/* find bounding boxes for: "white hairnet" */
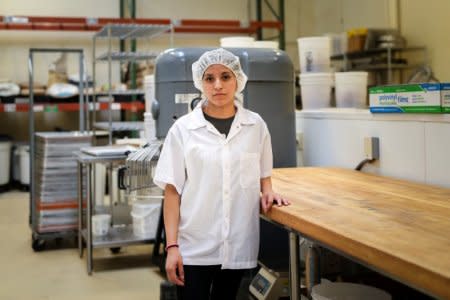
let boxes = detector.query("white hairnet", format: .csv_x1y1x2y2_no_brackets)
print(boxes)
192,48,248,98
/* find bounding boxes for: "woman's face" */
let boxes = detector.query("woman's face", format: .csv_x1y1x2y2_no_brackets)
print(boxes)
202,64,237,109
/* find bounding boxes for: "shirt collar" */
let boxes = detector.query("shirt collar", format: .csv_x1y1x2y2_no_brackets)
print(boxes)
187,99,256,130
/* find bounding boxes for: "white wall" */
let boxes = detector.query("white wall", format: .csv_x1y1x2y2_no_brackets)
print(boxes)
400,0,450,81
296,111,450,188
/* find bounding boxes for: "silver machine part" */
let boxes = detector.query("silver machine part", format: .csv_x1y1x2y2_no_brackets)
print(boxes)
118,141,162,200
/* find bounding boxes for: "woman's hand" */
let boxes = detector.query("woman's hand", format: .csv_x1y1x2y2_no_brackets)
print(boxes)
260,177,290,213
165,247,185,286
260,190,290,213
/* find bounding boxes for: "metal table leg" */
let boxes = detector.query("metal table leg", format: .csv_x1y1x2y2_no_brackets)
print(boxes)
306,242,320,297
77,162,83,258
86,163,93,275
289,232,300,300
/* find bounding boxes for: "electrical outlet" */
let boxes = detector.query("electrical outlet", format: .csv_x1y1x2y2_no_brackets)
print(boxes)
364,137,380,160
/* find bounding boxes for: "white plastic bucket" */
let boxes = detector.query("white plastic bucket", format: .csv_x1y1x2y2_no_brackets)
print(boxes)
300,73,334,109
220,36,255,48
335,72,368,108
0,141,12,185
131,199,161,239
253,40,279,49
297,36,331,73
312,282,391,300
92,214,111,237
144,74,155,113
19,145,30,185
12,146,21,182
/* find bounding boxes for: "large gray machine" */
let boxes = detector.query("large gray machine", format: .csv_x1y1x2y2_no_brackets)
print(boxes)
152,47,296,269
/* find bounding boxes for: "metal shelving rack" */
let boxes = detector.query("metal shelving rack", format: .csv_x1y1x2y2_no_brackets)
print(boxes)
76,23,171,274
28,48,89,251
92,23,173,144
331,46,428,84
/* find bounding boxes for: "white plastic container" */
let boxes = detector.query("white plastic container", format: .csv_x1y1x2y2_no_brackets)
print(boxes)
144,74,155,113
299,73,334,109
312,282,391,300
144,112,156,142
253,40,279,49
297,36,331,73
131,199,162,239
335,72,368,108
220,36,255,48
92,214,111,237
0,141,12,185
12,146,21,183
19,145,30,185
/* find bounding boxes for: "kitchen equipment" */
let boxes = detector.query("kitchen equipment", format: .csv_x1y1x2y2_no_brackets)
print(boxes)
118,141,161,197
249,264,289,300
117,141,163,240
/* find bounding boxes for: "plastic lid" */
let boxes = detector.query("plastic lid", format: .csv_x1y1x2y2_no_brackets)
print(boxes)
300,73,334,79
133,199,161,208
335,72,368,77
312,282,391,300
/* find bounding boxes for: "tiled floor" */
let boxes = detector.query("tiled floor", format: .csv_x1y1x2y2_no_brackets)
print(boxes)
0,191,164,300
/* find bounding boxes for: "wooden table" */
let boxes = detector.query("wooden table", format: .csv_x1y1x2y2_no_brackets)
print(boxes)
267,167,450,300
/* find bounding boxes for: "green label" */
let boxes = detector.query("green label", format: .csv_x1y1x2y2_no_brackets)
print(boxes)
369,85,424,94
400,106,442,113
44,105,58,112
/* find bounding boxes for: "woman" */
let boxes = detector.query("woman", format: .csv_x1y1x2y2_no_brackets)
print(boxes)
154,48,289,300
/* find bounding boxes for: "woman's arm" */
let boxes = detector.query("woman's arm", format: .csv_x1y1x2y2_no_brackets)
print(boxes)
164,184,184,286
260,177,290,213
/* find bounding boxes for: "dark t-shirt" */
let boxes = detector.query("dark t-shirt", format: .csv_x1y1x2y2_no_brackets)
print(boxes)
203,112,235,137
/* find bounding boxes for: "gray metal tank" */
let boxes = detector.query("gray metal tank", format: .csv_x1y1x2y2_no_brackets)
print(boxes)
153,47,296,269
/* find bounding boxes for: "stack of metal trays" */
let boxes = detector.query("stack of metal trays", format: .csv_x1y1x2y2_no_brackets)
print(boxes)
34,132,92,233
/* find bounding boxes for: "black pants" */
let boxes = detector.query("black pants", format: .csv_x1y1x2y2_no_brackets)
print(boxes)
176,265,246,300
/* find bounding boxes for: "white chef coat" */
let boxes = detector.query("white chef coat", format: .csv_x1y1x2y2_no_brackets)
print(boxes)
154,100,273,269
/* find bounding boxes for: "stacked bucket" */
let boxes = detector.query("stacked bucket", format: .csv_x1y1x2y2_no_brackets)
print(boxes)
297,37,334,109
297,36,368,109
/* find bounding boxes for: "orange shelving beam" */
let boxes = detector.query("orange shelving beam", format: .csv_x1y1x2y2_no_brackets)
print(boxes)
0,15,282,34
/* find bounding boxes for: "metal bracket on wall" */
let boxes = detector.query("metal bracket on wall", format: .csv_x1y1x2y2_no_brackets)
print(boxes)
256,0,285,50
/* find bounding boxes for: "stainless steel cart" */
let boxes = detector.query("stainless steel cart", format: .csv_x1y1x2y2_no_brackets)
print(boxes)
76,147,163,275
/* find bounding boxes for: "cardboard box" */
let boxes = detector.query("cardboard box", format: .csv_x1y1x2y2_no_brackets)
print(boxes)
369,83,442,113
441,83,450,113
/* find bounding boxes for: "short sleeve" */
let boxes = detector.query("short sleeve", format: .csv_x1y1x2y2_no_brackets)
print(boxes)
153,125,186,194
260,122,273,178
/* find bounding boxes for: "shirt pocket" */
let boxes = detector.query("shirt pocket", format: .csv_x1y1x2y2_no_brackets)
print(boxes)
239,152,260,188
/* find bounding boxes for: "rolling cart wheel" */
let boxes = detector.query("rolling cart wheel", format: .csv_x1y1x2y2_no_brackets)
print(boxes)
110,247,121,254
31,235,46,252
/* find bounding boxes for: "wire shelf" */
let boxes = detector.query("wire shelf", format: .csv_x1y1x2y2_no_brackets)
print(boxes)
94,121,144,131
94,24,171,39
96,51,159,61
